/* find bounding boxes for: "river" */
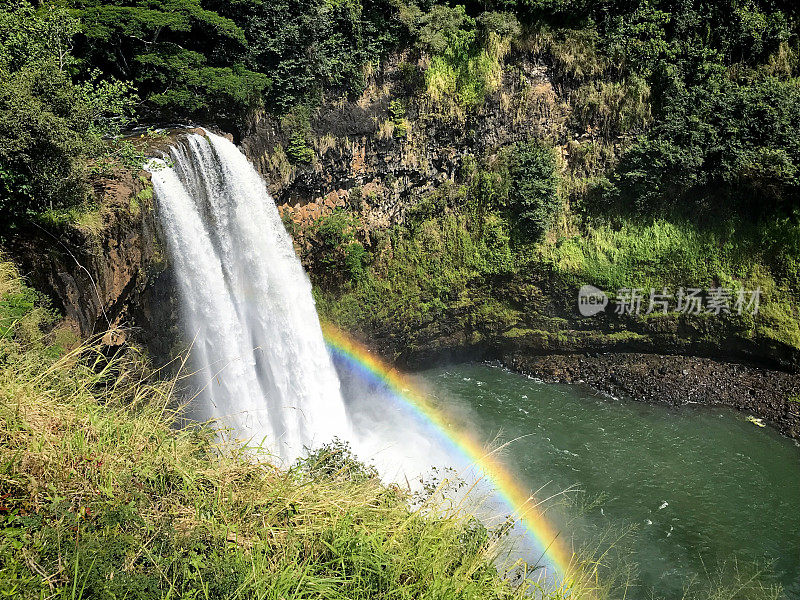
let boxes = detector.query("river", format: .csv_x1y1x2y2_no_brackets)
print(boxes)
415,363,800,598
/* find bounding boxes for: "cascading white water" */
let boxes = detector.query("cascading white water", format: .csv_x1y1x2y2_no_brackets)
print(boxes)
147,130,351,462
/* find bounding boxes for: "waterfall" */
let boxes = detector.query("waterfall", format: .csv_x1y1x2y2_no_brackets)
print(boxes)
147,130,351,462
145,131,552,575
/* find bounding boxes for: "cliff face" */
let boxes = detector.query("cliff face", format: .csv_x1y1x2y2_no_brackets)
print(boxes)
241,52,567,235
233,54,800,373
8,49,572,360
8,53,799,376
10,172,155,341
6,128,231,357
8,167,182,361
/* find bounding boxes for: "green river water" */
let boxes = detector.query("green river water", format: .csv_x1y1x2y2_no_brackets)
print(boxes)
417,363,800,599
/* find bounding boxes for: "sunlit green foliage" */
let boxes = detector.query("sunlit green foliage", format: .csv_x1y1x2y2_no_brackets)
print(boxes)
507,143,561,242
313,209,370,286
410,6,519,109
0,1,137,225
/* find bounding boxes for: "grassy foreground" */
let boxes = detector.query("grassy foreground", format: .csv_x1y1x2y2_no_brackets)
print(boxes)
0,258,582,600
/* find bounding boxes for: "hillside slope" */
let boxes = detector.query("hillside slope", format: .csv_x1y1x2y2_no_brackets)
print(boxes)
0,258,587,599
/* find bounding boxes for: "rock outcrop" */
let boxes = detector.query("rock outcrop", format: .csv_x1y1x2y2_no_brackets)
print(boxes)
240,52,567,234
9,171,164,345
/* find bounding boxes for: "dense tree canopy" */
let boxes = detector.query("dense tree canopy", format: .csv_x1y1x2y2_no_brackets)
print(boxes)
0,2,136,221
0,0,798,227
69,0,270,121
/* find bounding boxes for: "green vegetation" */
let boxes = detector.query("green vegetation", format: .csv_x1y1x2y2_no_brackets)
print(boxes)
312,209,370,286
507,143,560,242
0,2,138,225
292,0,800,358
388,99,409,138
612,75,800,218
71,0,269,120
0,0,798,596
316,175,522,347
315,137,800,354
0,1,798,596
413,6,517,110
2,0,798,234
0,257,594,599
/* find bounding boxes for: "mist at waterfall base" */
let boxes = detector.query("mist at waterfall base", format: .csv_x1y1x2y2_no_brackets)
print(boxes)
145,131,548,573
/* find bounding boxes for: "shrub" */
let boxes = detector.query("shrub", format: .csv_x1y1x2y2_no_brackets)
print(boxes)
615,74,800,218
313,209,370,285
388,99,409,138
416,5,515,111
286,131,314,163
507,142,561,242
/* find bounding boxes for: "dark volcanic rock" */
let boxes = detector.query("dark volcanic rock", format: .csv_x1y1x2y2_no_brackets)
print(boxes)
504,352,800,438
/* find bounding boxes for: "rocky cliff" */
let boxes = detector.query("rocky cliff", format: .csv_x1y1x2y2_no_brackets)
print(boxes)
241,51,567,238
5,51,799,437
232,53,800,374
8,170,171,348
8,51,799,381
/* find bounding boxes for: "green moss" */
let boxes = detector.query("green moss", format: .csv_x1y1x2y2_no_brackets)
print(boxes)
605,331,648,343
136,185,154,201
130,185,152,217
315,177,800,357
501,327,533,339
36,202,104,236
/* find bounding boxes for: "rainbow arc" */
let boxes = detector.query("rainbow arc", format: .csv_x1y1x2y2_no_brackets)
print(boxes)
322,322,576,582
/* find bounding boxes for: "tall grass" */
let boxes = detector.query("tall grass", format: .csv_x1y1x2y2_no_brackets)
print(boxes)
537,217,800,348
0,258,591,599
317,189,800,353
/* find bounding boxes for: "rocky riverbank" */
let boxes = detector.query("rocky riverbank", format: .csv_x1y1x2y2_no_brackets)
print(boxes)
503,351,800,439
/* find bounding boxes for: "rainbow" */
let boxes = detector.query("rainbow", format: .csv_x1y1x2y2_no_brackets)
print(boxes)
321,322,576,582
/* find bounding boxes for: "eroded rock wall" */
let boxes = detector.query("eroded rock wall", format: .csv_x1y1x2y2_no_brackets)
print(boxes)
8,170,178,353
241,52,567,233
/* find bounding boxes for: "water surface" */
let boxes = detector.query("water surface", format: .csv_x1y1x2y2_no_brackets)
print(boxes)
417,363,800,598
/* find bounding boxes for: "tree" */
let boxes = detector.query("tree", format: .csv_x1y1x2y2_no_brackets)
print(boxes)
0,2,136,225
615,72,800,218
69,0,269,122
209,0,404,112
